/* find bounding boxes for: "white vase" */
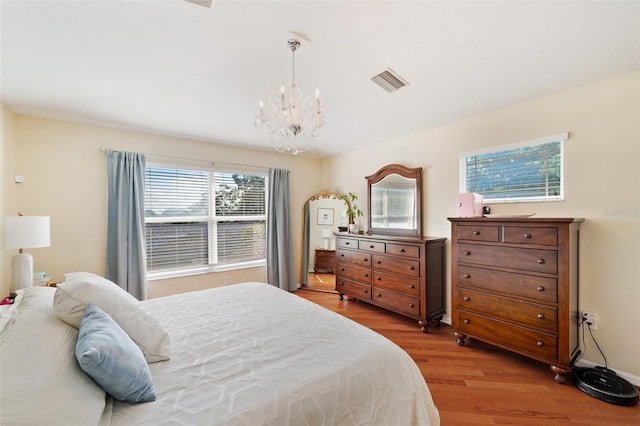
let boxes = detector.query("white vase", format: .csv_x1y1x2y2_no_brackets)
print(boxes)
349,224,358,234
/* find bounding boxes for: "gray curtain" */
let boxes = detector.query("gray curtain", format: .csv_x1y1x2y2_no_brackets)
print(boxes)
106,150,147,300
300,201,310,287
267,168,296,291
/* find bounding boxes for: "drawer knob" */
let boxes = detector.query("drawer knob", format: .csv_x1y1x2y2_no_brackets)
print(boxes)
463,296,470,301
400,248,406,252
536,341,544,347
463,274,471,278
537,259,545,264
364,274,369,278
340,268,345,272
345,242,350,245
524,233,532,239
537,314,545,319
363,289,368,294
340,254,345,257
377,277,382,281
377,260,382,264
370,245,375,249
464,251,471,256
463,319,470,324
537,286,545,292
377,293,382,297
473,231,480,236
408,284,415,289
409,266,415,271
409,304,414,308
363,258,368,262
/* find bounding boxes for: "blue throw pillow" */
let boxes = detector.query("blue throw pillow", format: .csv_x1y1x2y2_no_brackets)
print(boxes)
76,303,156,403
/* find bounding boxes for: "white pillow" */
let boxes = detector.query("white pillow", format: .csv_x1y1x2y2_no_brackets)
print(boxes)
63,271,108,283
54,274,171,363
0,289,108,426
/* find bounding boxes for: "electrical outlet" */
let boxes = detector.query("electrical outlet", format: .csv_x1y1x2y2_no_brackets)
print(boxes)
582,311,597,329
223,276,230,285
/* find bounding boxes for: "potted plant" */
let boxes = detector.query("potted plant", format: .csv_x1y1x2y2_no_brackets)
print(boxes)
341,192,363,233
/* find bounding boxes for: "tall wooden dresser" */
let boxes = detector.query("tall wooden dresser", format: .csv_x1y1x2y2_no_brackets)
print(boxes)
335,233,446,332
448,217,583,382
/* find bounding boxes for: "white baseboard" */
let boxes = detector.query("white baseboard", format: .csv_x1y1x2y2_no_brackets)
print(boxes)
575,359,640,387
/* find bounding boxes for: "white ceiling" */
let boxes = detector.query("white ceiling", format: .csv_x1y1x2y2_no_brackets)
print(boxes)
1,1,639,159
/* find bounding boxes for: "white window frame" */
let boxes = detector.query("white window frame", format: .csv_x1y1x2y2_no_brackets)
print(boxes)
145,162,268,280
459,132,568,203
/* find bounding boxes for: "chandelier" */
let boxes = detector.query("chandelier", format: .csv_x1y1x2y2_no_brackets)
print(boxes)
255,39,325,155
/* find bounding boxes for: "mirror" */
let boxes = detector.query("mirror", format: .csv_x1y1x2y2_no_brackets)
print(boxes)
301,190,350,292
366,164,422,236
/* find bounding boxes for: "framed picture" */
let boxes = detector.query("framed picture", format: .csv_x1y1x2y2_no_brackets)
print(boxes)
317,208,334,225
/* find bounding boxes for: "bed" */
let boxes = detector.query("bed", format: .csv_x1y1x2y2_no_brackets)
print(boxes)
1,276,439,425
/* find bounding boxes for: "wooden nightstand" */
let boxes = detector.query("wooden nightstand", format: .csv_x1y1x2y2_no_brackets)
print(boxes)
314,249,336,273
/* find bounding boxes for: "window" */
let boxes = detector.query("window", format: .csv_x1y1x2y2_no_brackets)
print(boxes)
144,165,267,276
460,133,567,203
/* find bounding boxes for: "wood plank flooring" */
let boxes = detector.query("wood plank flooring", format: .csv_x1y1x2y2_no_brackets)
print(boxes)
304,272,337,293
295,289,640,425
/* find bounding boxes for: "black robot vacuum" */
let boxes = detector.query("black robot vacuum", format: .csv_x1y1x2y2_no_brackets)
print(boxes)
573,366,639,406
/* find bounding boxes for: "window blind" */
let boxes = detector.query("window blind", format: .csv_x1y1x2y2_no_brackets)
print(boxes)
462,135,566,202
371,187,415,228
144,166,266,273
213,172,266,265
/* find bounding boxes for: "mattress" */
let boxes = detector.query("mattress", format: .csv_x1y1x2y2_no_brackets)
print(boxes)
111,282,440,425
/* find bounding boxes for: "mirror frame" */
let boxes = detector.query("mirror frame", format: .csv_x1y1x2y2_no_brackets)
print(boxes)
366,164,422,236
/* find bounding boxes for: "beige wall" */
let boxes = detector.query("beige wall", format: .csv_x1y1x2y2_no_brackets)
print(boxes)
0,115,322,297
323,72,640,381
1,104,19,290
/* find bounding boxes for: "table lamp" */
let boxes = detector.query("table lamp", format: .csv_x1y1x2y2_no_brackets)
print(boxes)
3,215,50,293
321,228,332,250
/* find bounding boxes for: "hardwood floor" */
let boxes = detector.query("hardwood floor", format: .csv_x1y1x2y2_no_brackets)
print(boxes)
295,289,640,425
304,272,337,293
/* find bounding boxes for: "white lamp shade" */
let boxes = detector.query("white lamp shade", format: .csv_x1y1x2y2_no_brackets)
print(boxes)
4,216,51,249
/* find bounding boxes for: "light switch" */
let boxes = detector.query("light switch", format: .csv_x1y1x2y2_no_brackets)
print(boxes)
14,175,24,183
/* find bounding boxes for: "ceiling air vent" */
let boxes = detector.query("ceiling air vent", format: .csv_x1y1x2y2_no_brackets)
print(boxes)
371,68,409,93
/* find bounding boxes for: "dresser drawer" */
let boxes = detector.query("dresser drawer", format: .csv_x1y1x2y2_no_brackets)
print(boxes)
373,271,419,296
457,265,557,302
337,264,372,284
336,249,371,267
503,226,558,246
337,278,371,299
387,243,420,258
373,255,420,277
458,288,557,332
372,287,419,317
456,310,557,360
358,240,386,253
458,225,500,242
458,243,558,274
337,237,358,249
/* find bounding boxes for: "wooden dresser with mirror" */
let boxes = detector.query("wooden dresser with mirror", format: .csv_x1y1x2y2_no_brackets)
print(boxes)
335,164,447,332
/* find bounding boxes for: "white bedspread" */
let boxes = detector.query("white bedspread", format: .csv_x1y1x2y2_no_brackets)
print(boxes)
110,282,439,425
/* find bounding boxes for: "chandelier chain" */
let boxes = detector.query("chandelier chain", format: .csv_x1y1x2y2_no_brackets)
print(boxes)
289,39,298,85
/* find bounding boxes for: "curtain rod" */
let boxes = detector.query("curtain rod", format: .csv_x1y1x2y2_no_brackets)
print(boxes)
99,147,280,172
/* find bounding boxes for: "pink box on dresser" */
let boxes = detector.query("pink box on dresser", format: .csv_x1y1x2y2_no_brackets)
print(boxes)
457,193,483,217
